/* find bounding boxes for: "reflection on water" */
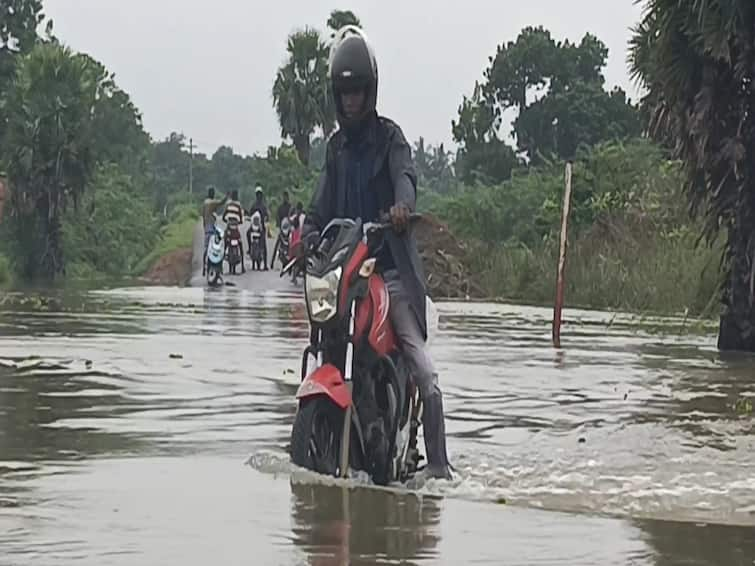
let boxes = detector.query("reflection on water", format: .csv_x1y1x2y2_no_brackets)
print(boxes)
0,287,754,564
290,482,441,565
635,517,755,566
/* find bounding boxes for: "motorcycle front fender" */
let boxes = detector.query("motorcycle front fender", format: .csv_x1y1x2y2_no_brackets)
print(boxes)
296,363,352,409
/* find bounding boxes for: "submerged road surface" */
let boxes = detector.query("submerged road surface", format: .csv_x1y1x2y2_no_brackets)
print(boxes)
0,254,754,563
190,220,294,292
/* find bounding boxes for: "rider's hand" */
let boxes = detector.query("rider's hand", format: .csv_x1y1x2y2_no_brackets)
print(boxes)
390,203,411,233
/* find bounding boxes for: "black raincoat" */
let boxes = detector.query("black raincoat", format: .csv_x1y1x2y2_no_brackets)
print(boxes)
306,113,428,338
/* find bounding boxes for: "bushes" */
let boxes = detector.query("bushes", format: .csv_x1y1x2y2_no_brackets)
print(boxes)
62,164,159,278
475,222,722,315
428,138,723,316
133,203,198,275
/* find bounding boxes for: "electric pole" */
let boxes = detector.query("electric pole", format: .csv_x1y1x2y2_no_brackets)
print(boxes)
189,137,194,194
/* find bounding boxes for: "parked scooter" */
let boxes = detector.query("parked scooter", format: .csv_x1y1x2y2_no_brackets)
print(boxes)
248,211,265,270
206,225,226,287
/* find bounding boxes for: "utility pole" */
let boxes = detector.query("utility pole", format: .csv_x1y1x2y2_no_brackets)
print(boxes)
189,137,194,194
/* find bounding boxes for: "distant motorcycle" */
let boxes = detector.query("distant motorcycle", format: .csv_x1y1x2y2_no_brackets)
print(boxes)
225,219,245,275
206,225,225,287
273,216,292,270
249,211,265,270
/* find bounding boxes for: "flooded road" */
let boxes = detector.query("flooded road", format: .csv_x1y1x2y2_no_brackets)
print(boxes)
0,285,754,565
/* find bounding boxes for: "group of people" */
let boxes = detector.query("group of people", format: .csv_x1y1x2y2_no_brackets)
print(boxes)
201,185,306,271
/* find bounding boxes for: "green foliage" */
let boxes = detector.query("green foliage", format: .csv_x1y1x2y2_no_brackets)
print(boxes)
430,138,685,246
485,26,560,111
451,81,518,184
2,43,109,277
453,26,640,181
414,137,456,194
327,10,361,33
0,0,49,87
134,204,198,275
515,82,641,163
62,164,158,278
272,28,331,164
476,225,721,316
426,137,723,316
629,0,755,350
0,253,11,287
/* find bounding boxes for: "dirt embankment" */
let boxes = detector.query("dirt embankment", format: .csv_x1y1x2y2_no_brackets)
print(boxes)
414,214,485,300
142,247,193,286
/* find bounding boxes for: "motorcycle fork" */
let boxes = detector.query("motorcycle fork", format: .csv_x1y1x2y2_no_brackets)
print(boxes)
339,301,356,478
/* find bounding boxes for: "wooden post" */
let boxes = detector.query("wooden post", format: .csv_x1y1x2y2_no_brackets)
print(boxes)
553,162,573,348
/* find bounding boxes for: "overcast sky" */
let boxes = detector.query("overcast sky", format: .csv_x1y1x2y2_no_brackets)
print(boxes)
43,0,645,157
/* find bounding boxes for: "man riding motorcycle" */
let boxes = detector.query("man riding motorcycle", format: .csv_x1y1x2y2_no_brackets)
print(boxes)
247,186,270,271
223,189,246,274
276,190,292,228
301,26,451,480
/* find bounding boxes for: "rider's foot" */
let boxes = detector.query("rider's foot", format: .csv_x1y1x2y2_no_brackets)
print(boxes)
421,388,453,480
411,463,452,483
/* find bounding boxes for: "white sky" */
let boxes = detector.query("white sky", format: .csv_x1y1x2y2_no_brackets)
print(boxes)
43,0,645,156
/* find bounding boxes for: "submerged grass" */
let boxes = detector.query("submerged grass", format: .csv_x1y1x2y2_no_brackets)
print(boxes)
472,218,723,319
134,205,198,275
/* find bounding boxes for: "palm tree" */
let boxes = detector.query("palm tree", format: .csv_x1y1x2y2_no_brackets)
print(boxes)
630,1,755,351
326,10,361,35
2,43,103,278
272,28,331,166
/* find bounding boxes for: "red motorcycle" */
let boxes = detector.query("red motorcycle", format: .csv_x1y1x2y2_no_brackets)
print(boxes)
224,219,245,274
283,216,423,485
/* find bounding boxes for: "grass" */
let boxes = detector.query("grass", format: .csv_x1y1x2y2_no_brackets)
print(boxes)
134,205,198,275
0,253,12,288
472,218,723,318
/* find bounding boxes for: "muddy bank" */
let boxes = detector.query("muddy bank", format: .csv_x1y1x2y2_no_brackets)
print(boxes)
142,247,193,286
414,214,485,300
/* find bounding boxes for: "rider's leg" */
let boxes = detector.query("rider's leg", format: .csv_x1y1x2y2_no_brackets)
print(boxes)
262,227,269,270
202,228,211,275
384,270,452,479
271,238,279,269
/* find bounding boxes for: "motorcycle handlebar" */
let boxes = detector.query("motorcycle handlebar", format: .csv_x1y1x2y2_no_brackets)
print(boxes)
367,212,423,233
279,213,423,278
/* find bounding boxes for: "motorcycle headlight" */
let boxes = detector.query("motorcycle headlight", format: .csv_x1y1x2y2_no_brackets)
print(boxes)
305,267,342,323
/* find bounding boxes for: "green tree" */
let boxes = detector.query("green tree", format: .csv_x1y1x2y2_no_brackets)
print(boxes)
272,28,330,165
2,44,114,277
150,133,190,212
82,55,150,175
484,26,559,111
62,163,158,277
327,9,361,33
629,0,755,351
452,82,518,184
0,0,47,81
0,0,52,131
455,27,640,173
515,82,641,162
414,137,456,194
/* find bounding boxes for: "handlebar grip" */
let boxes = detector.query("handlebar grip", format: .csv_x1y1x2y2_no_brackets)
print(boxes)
378,211,423,224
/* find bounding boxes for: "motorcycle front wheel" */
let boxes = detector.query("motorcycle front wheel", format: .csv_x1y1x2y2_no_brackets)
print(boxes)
290,398,343,477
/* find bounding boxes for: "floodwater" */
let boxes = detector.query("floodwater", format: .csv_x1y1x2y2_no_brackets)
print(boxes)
0,285,754,565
